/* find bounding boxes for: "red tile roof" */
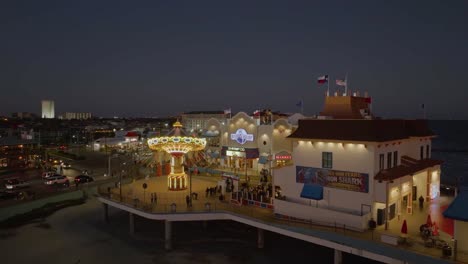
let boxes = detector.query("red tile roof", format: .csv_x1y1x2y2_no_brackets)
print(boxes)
288,119,435,142
374,156,443,181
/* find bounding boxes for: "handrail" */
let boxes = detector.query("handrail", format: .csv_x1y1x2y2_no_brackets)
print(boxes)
97,185,464,263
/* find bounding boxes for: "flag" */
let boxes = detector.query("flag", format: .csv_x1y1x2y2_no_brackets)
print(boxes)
317,75,328,84
253,110,261,116
224,108,231,114
365,97,372,104
336,79,347,86
421,104,425,109
296,100,303,107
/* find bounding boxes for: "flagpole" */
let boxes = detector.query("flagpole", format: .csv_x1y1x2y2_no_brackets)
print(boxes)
301,100,304,115
423,104,426,119
345,72,348,96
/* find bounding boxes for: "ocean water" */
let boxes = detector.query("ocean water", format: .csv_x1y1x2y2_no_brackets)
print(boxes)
429,120,468,186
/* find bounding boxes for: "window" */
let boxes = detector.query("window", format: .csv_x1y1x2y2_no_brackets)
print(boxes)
379,154,384,170
322,152,333,169
393,151,398,167
426,145,430,159
420,146,424,160
387,152,392,169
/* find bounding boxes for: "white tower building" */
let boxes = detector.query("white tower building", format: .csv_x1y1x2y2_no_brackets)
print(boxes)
41,100,55,119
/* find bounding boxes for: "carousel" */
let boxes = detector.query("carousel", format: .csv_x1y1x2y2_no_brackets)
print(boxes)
147,121,206,191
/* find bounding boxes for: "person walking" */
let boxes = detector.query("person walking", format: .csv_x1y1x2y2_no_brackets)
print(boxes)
154,192,157,205
419,196,424,209
186,195,190,208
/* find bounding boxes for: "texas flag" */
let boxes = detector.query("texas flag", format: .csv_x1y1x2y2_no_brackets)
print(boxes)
317,75,328,84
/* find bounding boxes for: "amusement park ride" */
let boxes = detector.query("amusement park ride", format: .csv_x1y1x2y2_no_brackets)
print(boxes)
147,121,206,191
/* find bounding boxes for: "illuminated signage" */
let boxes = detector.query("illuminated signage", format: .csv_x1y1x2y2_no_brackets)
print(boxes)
230,129,254,145
228,147,245,152
296,166,369,193
275,155,291,160
226,150,246,157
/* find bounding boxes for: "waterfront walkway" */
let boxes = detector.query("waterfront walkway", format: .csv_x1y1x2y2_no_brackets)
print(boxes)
98,175,462,264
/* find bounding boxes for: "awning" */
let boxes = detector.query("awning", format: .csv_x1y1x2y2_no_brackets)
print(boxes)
300,184,323,200
443,189,468,221
258,156,268,164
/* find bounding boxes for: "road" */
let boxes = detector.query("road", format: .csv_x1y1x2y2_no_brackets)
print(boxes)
0,149,136,207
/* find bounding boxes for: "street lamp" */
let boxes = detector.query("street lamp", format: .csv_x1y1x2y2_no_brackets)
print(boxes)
189,168,193,207
119,161,126,202
385,178,394,230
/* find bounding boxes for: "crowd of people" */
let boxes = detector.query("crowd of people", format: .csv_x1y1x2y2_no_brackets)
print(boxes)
232,182,273,204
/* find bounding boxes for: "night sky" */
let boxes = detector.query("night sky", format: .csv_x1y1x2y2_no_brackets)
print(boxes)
1,1,467,119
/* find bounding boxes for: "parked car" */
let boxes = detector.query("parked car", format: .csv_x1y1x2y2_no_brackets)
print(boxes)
42,171,58,179
4,179,30,190
74,175,94,184
44,175,69,186
0,190,18,200
61,162,71,169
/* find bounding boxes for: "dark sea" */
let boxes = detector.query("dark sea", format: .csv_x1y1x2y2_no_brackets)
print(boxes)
429,120,468,187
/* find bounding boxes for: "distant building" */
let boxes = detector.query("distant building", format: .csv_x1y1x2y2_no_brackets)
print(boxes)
41,100,55,119
181,111,227,134
11,112,38,120
59,112,92,120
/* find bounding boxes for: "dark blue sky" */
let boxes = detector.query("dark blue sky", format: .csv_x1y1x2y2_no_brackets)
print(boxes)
1,1,467,119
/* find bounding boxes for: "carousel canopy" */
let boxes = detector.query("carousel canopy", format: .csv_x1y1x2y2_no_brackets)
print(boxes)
147,121,206,154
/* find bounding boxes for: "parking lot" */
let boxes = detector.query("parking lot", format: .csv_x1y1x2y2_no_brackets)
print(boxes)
0,149,135,207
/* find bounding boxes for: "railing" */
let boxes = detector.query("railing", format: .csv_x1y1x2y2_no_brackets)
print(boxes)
97,185,465,263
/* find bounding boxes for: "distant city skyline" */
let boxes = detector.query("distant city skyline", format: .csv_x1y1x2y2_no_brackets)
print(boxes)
1,1,467,119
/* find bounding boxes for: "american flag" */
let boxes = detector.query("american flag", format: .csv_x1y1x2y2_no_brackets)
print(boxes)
336,79,347,86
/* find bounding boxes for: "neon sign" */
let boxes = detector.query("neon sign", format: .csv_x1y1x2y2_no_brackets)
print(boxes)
275,155,292,160
230,129,254,145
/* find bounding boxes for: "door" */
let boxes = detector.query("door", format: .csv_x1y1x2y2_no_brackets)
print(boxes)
389,203,396,220
377,208,384,225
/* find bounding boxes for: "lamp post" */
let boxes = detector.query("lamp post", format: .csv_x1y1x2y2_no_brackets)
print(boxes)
189,168,193,207
119,161,126,202
268,152,272,184
385,178,394,230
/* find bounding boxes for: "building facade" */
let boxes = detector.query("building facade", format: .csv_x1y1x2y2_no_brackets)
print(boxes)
273,94,442,231
181,111,228,135
41,100,55,119
60,112,92,120
199,112,295,175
